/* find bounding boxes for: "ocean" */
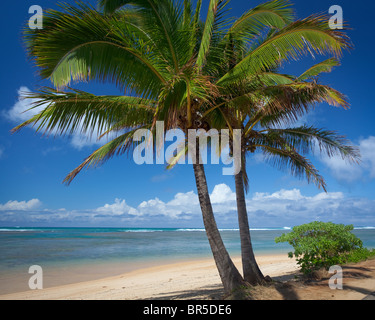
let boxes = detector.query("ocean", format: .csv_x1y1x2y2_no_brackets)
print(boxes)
1,227,374,294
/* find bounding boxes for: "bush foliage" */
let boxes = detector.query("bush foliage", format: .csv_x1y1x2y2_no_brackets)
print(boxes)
275,221,375,274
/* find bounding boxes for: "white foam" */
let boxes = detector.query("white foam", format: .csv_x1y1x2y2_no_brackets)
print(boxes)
0,228,36,232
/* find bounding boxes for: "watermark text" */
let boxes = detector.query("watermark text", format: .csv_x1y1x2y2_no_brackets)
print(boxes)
133,121,242,176
28,265,43,290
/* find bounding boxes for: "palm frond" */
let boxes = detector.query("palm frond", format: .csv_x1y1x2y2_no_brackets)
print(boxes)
217,14,352,87
104,0,195,70
297,58,340,81
11,87,155,137
63,128,144,184
25,2,169,97
98,0,131,13
192,0,202,27
196,0,230,69
267,126,360,163
225,0,295,41
254,138,327,191
183,0,192,27
245,82,349,131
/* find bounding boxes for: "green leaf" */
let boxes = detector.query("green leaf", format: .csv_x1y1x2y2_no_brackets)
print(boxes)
225,0,295,41
297,58,340,81
11,87,155,137
217,15,351,87
255,135,327,191
25,3,167,96
196,0,229,68
63,128,144,184
268,125,360,163
98,0,184,71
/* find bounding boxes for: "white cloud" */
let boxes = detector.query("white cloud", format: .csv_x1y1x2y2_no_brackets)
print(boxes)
312,191,343,201
319,136,375,183
5,87,47,122
247,188,351,225
359,136,375,178
253,188,304,201
210,183,236,203
320,154,362,182
95,198,138,216
253,134,374,185
135,191,200,218
137,198,171,216
168,191,199,207
70,133,100,150
111,186,373,226
5,86,115,150
209,184,237,214
0,199,42,211
0,185,374,227
69,125,118,150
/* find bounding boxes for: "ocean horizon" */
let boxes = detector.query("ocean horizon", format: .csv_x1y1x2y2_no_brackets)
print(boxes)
1,226,375,294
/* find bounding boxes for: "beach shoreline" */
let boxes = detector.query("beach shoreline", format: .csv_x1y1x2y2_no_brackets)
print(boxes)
0,253,299,300
1,253,375,300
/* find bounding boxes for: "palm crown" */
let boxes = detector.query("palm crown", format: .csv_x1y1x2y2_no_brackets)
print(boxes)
14,0,355,182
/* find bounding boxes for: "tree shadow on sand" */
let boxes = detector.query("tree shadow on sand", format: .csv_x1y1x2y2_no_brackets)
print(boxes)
143,284,224,300
270,260,375,300
141,259,375,300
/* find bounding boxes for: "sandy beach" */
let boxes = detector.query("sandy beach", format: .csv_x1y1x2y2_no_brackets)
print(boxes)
0,254,296,300
1,254,374,300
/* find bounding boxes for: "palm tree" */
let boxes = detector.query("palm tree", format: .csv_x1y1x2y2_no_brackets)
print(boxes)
211,58,360,284
14,0,246,294
192,0,356,284
12,0,353,294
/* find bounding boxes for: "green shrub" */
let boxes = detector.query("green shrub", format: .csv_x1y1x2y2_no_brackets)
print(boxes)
346,247,375,263
275,221,372,274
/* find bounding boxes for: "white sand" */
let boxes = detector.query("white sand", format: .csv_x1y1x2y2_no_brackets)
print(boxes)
0,254,298,300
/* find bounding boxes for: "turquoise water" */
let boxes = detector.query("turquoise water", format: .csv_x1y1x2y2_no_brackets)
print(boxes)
0,227,286,272
1,226,374,273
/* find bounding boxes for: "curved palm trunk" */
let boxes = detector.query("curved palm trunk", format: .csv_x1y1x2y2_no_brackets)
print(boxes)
235,167,265,285
193,162,245,294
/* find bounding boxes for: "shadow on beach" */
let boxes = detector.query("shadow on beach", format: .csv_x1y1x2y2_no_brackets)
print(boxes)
144,284,224,300
249,258,375,300
147,258,375,300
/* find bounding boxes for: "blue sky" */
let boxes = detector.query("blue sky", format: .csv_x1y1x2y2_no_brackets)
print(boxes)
0,0,375,228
